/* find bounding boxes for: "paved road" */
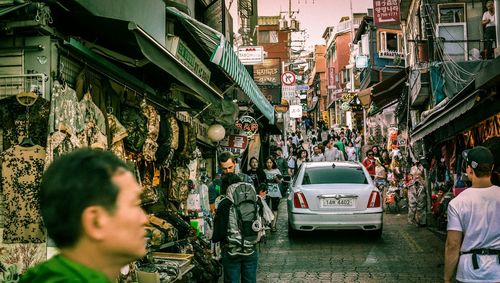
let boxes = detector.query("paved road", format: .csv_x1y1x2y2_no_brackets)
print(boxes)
255,201,445,283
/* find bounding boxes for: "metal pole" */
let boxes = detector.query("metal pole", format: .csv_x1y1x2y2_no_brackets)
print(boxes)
363,107,367,145
495,0,500,56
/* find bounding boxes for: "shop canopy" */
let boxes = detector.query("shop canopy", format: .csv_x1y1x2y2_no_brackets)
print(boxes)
411,87,478,142
166,7,275,124
59,13,223,109
357,68,408,112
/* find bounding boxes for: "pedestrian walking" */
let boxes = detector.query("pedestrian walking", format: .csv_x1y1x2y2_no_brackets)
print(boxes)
407,174,426,227
482,1,496,59
263,157,283,232
362,150,376,177
444,146,500,283
20,149,148,282
212,173,262,283
244,157,267,189
310,145,325,162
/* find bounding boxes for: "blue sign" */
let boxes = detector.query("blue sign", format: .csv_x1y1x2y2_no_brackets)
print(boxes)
295,85,309,91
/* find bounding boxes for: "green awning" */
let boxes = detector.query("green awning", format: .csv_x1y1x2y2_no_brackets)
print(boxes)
166,7,275,124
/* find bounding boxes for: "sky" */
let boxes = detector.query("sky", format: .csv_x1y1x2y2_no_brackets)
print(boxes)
229,0,373,50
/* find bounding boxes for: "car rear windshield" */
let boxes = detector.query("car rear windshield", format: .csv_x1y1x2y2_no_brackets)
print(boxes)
302,167,368,185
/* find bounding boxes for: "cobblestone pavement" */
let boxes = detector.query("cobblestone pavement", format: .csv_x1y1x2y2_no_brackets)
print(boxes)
255,201,445,283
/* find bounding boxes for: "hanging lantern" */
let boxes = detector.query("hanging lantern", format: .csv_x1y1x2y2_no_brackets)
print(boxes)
207,124,225,142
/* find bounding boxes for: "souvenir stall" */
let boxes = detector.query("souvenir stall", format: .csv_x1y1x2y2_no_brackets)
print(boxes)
0,36,225,283
428,113,500,231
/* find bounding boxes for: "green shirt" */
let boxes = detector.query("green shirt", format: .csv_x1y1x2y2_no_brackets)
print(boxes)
19,254,111,283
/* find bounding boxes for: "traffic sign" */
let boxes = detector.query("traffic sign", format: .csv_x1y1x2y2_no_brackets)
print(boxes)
281,71,296,85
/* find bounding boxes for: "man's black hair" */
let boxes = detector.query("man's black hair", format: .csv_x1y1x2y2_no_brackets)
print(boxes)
221,173,241,195
256,183,268,194
218,151,236,165
40,149,129,248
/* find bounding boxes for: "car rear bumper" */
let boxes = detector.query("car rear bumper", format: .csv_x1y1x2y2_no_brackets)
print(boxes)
288,211,383,231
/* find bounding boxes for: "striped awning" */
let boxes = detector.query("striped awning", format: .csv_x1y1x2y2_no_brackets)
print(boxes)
166,7,275,124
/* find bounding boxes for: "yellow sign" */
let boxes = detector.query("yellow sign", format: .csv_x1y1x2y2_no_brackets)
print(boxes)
322,111,330,128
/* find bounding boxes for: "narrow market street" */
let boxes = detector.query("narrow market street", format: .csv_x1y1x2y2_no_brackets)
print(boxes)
256,201,445,283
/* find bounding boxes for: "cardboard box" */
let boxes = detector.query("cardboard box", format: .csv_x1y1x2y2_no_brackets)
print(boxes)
136,270,160,283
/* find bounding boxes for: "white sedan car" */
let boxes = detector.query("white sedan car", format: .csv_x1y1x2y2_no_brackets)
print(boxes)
287,161,383,238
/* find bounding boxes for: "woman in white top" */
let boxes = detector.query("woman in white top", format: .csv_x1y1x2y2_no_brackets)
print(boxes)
263,157,282,232
346,141,357,162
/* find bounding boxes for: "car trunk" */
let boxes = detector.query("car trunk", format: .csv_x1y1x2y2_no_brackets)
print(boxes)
299,184,373,212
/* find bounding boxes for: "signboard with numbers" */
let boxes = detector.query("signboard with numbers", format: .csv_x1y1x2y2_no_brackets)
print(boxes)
373,0,400,25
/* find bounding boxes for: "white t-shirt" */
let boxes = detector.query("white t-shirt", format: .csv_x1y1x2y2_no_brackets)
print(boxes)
264,168,282,198
447,185,500,282
483,11,496,28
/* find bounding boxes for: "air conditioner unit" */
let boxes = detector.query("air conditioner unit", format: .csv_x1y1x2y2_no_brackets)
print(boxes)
279,18,288,30
290,19,300,31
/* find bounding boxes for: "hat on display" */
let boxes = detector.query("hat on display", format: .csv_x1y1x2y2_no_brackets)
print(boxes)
464,146,494,169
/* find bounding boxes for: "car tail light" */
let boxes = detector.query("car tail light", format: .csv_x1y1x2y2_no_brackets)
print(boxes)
293,192,309,209
367,191,381,208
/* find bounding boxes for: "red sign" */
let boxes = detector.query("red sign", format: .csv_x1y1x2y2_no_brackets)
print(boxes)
373,0,400,25
328,67,335,86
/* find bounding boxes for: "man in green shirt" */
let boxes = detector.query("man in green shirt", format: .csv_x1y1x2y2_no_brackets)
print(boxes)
20,149,149,282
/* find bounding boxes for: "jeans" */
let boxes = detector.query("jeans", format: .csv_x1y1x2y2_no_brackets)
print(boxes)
222,249,258,283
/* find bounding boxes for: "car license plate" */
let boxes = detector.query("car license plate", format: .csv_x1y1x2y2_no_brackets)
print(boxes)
321,198,354,208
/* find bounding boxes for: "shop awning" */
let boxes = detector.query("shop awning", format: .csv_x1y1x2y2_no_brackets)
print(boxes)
60,14,223,106
0,2,29,17
166,7,275,124
411,90,478,142
356,68,408,109
371,68,408,110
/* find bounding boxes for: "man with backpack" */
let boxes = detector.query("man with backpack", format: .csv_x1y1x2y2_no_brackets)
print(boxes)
213,173,264,283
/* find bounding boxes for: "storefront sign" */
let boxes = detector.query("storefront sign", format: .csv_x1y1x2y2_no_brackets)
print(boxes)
219,135,248,149
373,0,400,25
166,36,211,84
328,67,335,87
253,58,281,85
235,115,259,137
355,55,368,68
238,46,264,65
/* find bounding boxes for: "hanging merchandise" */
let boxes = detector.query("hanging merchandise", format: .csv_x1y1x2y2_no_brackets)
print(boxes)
1,145,46,243
0,95,49,152
78,92,107,149
156,115,179,168
141,101,160,162
141,163,160,206
121,105,148,153
45,81,84,167
107,114,128,160
167,166,190,207
387,127,399,150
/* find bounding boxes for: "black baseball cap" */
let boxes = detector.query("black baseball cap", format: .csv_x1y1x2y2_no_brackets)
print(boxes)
464,146,494,169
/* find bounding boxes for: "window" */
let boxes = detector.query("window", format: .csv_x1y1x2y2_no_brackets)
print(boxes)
302,167,368,185
436,3,467,61
378,30,404,58
438,3,465,23
258,30,279,44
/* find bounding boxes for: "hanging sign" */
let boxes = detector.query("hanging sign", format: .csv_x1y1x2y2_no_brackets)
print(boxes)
235,115,259,137
238,46,264,65
373,0,400,25
289,105,302,118
282,85,296,101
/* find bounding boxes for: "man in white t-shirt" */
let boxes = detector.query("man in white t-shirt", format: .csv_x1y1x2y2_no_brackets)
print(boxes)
444,146,500,283
482,1,496,59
